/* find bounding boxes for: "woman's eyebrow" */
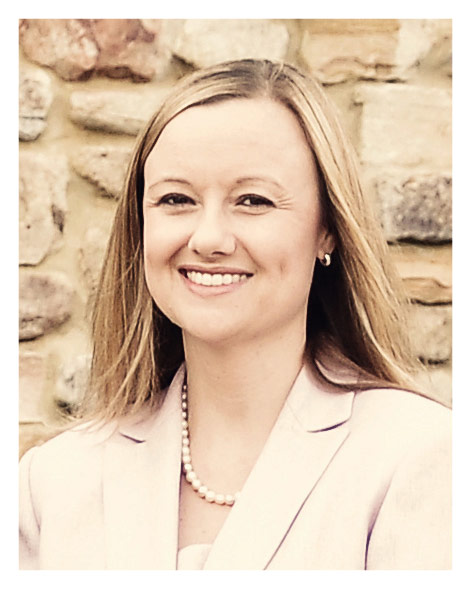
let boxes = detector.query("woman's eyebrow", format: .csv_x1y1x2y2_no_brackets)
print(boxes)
146,177,193,191
234,176,286,191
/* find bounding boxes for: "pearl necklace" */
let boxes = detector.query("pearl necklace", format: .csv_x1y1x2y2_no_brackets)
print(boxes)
181,382,240,507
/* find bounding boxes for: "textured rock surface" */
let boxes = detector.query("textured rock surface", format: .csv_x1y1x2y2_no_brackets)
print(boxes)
172,19,289,68
390,244,452,304
79,226,109,293
19,351,47,422
355,84,451,170
19,68,53,141
70,89,168,135
375,174,452,243
19,272,75,340
300,19,451,84
410,304,452,363
55,354,91,412
72,145,133,198
19,19,171,81
19,152,69,265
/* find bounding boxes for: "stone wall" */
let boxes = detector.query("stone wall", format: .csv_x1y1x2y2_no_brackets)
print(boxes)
18,19,452,456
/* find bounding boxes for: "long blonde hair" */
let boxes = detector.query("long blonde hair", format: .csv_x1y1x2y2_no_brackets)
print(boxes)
83,59,419,422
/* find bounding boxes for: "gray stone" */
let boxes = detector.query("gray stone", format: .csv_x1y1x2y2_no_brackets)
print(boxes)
55,354,91,411
19,152,69,265
79,226,109,292
69,89,168,135
19,68,53,141
19,271,75,340
19,351,47,422
410,303,452,363
375,174,452,243
172,19,289,68
72,145,133,199
354,84,451,170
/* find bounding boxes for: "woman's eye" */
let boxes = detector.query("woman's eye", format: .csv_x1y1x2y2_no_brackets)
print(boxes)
238,195,274,208
157,193,195,206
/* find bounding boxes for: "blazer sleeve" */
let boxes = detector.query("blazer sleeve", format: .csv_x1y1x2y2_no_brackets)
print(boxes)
366,415,451,570
19,446,40,570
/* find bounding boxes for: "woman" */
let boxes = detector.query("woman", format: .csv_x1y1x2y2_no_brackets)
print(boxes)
19,59,451,570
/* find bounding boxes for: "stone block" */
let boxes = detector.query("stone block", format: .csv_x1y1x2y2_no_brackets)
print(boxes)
19,19,171,81
19,271,75,340
79,226,109,292
19,68,53,141
19,351,47,422
55,354,91,413
354,84,451,170
171,19,289,68
410,303,452,363
69,88,168,135
300,19,451,84
374,174,452,243
390,244,452,304
19,151,69,266
72,145,133,199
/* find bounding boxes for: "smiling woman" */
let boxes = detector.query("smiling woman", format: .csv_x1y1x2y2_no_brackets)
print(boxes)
19,59,451,570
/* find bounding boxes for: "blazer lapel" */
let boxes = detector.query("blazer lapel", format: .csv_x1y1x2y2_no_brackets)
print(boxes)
103,367,185,570
203,364,355,570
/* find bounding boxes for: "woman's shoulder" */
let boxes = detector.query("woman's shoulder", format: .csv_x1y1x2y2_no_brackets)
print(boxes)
350,386,451,456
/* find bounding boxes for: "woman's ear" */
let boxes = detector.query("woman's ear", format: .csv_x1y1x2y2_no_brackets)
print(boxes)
318,230,336,259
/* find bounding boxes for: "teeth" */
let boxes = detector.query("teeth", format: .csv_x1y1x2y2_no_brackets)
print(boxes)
185,271,248,286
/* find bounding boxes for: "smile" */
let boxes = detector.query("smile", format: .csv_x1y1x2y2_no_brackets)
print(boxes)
180,269,251,287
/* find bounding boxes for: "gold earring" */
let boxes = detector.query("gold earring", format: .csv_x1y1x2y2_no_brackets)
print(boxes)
320,253,331,267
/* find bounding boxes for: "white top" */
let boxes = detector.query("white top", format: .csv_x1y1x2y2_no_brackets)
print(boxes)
177,544,212,570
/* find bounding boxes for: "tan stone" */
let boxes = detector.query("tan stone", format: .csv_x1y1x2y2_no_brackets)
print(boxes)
72,145,133,199
19,351,47,422
172,19,289,68
79,226,109,292
410,304,452,363
390,244,451,304
19,68,53,141
300,19,449,84
354,84,451,170
414,364,451,408
55,354,91,413
19,152,69,266
374,173,452,243
70,88,168,135
19,271,75,340
19,19,171,82
19,19,98,81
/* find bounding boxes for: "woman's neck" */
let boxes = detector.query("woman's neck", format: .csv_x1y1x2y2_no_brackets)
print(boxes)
182,328,306,437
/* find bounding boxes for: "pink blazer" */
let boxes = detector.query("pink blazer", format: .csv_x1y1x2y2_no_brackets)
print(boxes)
19,364,451,570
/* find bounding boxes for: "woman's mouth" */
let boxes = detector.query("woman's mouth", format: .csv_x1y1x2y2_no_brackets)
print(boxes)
179,269,251,287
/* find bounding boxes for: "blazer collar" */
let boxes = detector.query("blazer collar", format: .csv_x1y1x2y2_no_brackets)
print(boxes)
117,363,355,441
104,363,355,570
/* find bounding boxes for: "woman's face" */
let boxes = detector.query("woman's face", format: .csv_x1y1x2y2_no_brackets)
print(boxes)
142,98,333,346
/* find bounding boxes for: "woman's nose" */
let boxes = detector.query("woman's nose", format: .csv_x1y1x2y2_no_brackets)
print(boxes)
187,209,236,258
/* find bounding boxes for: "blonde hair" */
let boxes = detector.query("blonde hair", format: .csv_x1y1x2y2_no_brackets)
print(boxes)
83,59,419,423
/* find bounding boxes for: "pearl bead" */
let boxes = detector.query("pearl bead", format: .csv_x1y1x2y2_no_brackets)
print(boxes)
191,478,201,490
182,454,191,464
182,446,190,456
183,463,193,473
182,438,189,447
225,495,235,506
198,485,208,497
186,471,196,483
205,490,216,503
215,494,225,505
